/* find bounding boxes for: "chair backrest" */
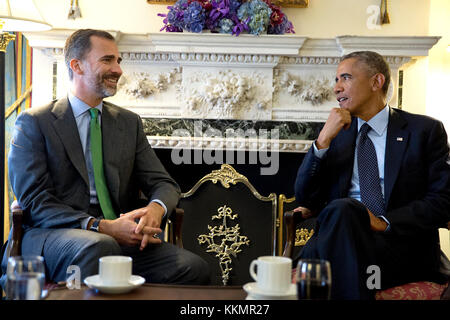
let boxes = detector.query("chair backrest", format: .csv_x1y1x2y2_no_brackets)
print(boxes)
279,195,316,259
176,164,277,286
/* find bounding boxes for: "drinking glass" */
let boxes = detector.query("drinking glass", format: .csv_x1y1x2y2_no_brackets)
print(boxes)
6,255,46,300
296,259,332,300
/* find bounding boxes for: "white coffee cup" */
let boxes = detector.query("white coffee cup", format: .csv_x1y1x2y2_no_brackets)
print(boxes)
99,256,132,286
249,256,292,293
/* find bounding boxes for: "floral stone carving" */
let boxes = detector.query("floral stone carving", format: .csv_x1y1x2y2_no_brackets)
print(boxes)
184,70,272,119
274,70,334,105
117,68,181,99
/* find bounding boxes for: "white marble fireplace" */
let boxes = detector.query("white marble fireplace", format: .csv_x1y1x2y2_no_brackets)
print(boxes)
23,30,439,153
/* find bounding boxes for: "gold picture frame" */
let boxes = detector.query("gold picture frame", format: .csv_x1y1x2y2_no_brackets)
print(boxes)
147,0,308,8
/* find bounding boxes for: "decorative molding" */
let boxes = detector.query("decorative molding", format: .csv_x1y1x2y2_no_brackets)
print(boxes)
148,33,307,56
384,56,412,69
336,36,441,57
278,55,341,65
274,70,334,105
117,68,181,99
170,52,280,67
147,136,314,153
271,109,330,122
23,30,440,135
184,70,272,120
197,205,250,286
299,38,342,57
120,52,175,64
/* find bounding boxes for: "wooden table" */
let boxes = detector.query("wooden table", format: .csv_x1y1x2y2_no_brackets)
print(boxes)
46,283,247,300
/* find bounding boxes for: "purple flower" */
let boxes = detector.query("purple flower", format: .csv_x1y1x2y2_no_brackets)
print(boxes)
158,0,294,36
210,0,230,22
232,16,249,36
184,1,206,33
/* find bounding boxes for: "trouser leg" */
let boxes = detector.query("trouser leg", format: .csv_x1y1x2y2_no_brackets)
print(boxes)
296,198,377,300
41,229,121,282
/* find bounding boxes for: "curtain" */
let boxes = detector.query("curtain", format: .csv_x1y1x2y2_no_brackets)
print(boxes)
3,32,33,243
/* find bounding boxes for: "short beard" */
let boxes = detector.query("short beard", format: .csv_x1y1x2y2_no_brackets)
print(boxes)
92,73,119,98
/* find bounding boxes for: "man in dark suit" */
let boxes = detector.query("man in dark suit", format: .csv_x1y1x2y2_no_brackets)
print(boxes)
1,29,209,288
294,51,450,299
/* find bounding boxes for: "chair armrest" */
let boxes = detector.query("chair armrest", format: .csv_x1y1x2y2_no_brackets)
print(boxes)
282,207,315,259
282,210,297,258
168,208,184,249
6,200,23,258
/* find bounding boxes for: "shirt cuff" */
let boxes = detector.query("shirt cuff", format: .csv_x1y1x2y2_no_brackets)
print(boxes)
379,215,391,232
151,199,168,218
82,217,95,230
313,141,329,159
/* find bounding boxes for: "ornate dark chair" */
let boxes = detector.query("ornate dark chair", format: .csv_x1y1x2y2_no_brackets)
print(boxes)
279,195,316,258
173,164,278,286
282,205,450,300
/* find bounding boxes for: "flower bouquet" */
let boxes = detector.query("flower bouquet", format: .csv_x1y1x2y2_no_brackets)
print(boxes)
158,0,295,36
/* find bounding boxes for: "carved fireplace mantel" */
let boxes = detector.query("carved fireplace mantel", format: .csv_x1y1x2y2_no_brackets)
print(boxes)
24,30,440,152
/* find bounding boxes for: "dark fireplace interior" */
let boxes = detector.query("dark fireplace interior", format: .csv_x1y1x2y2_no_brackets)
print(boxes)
154,149,306,198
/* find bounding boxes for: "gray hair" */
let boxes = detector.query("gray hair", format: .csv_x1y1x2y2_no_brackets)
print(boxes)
341,51,391,96
64,29,115,80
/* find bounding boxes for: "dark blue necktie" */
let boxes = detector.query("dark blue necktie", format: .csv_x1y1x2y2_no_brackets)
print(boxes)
357,123,385,217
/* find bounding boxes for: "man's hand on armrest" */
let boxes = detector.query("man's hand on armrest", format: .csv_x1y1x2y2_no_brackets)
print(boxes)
293,207,315,220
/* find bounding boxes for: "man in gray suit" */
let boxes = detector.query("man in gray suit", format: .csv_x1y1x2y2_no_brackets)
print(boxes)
1,29,209,287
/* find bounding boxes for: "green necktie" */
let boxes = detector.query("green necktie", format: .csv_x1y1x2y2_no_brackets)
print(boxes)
89,108,116,220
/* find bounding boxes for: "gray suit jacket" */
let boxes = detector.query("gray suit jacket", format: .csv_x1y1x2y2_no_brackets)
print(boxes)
7,97,181,256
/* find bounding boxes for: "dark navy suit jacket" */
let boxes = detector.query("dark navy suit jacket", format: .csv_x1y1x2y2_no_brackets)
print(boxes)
295,107,450,281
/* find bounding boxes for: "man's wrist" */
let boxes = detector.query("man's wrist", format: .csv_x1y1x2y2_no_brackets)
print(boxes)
316,136,331,150
148,201,165,219
87,217,95,230
150,199,167,217
89,218,103,232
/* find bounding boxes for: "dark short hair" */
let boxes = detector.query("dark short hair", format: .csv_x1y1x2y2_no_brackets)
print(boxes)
341,51,391,96
64,29,115,80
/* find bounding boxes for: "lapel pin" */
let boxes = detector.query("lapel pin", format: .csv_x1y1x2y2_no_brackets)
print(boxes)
396,137,403,141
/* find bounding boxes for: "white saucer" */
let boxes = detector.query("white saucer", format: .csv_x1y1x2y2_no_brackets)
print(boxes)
243,282,297,300
84,275,145,294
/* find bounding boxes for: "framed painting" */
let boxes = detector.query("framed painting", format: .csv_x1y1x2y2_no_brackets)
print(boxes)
147,0,308,8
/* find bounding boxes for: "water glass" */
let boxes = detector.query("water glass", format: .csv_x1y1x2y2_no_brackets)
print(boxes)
296,259,332,300
6,255,46,300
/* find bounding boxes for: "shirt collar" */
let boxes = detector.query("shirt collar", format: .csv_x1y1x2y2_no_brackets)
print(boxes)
68,92,103,118
357,105,389,136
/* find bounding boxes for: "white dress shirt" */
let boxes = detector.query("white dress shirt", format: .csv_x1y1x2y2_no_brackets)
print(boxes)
313,105,390,228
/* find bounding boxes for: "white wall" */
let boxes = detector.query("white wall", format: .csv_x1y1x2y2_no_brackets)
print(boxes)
427,0,450,138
